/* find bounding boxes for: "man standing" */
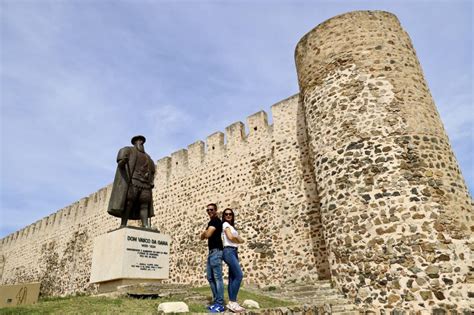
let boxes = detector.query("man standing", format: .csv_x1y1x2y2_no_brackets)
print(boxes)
200,203,225,312
107,135,155,228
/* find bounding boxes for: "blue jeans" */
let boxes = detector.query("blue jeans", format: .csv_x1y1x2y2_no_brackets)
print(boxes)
223,247,243,301
206,249,224,305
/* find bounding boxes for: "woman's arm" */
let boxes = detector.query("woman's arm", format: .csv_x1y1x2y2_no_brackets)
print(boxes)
224,227,244,244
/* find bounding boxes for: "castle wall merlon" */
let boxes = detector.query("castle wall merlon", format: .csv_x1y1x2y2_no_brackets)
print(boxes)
44,214,53,230
206,132,225,161
79,197,89,215
270,94,299,116
271,94,300,139
247,111,269,136
96,187,108,204
16,229,23,241
25,226,30,238
51,213,58,228
30,223,36,236
32,223,38,235
225,122,246,150
56,207,66,226
72,203,80,221
156,157,171,186
171,149,189,178
22,226,29,239
86,188,108,212
18,229,25,240
188,141,205,169
40,217,47,231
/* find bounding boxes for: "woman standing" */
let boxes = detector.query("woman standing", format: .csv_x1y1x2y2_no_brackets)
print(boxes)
221,208,245,313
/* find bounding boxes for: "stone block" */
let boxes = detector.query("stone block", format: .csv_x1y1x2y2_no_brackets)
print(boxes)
157,302,189,313
243,299,260,309
0,282,40,307
90,227,171,289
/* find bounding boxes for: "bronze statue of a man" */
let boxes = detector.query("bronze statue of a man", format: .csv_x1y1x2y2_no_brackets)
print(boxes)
107,135,155,228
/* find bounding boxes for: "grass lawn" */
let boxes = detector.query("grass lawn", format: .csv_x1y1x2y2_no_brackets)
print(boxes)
0,286,295,314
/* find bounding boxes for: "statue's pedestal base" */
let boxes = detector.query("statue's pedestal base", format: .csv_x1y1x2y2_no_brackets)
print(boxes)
95,278,163,294
89,226,171,293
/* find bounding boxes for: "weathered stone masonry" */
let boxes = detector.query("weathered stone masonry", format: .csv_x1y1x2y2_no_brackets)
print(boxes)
1,11,472,312
295,11,473,312
0,95,330,294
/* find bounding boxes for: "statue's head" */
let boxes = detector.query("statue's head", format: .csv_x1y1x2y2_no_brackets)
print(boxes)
131,135,146,152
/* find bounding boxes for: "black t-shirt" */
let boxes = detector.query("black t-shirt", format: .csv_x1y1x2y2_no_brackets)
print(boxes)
207,217,223,250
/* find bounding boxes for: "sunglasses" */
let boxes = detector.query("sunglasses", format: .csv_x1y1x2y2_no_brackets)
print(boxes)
224,213,233,216
206,208,216,212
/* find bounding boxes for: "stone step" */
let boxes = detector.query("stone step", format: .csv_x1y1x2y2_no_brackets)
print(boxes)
242,281,360,314
332,311,360,315
283,288,337,296
284,283,333,291
269,292,344,301
286,287,331,293
285,289,343,298
331,304,359,312
296,297,351,305
270,287,339,295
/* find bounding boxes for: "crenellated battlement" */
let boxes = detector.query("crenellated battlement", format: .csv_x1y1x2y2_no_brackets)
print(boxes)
0,96,298,248
156,99,296,182
1,186,110,249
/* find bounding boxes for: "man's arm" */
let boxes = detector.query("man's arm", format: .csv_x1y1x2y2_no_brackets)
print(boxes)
148,156,156,188
117,147,131,168
200,226,216,240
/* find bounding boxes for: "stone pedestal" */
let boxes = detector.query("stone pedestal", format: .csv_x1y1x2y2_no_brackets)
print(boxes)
90,227,171,293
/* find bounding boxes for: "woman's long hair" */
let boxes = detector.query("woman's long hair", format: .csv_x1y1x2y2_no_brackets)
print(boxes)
221,208,235,227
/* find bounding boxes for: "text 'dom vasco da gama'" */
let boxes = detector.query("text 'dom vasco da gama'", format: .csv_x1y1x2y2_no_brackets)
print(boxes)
126,236,169,271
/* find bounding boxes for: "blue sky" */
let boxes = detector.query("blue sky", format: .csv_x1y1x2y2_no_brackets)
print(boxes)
1,0,472,238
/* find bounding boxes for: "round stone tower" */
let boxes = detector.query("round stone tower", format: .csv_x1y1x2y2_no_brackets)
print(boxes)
295,11,472,311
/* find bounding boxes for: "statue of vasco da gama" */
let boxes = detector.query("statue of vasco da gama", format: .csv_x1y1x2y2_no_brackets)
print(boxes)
107,135,155,228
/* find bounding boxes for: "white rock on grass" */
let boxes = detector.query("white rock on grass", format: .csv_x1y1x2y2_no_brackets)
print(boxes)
242,299,260,309
157,302,189,313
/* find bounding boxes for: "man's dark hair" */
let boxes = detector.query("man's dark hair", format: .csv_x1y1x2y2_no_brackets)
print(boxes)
207,203,217,210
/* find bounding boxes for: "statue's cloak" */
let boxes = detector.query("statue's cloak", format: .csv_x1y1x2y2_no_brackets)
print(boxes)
107,146,155,220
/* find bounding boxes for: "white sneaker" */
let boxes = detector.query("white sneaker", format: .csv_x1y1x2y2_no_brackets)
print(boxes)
227,301,245,313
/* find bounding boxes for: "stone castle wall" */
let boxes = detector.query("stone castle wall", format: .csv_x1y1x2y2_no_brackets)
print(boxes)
0,95,331,295
1,10,472,313
0,187,114,295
